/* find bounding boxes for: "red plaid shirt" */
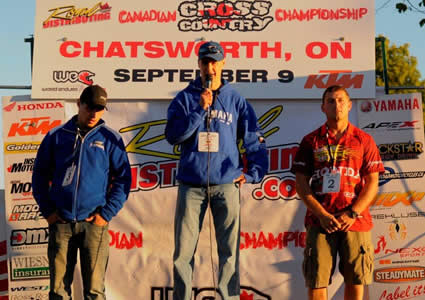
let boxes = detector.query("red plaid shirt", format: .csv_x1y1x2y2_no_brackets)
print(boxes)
291,122,384,231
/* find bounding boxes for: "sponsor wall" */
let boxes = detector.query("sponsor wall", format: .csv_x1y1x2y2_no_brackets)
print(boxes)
358,94,425,300
2,93,424,299
32,0,375,99
0,189,6,298
2,98,65,299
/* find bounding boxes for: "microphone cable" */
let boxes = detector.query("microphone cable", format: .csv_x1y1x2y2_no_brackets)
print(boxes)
206,88,218,299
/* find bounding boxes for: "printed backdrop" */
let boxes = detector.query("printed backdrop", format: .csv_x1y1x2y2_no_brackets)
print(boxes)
31,0,375,99
2,94,424,299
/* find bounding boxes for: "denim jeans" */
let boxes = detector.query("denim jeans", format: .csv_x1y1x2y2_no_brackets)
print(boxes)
173,183,241,300
48,221,109,300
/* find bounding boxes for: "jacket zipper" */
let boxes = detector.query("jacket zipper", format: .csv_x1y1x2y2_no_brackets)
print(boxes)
70,124,103,221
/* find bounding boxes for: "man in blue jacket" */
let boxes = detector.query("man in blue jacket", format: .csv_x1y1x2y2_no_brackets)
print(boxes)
165,41,268,300
32,85,132,299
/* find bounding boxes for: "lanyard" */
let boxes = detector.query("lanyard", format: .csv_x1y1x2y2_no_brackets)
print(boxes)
325,125,345,170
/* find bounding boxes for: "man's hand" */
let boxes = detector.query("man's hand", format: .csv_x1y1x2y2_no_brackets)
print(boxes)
200,89,213,111
86,213,108,226
233,174,247,187
335,211,356,232
318,213,341,234
46,212,65,225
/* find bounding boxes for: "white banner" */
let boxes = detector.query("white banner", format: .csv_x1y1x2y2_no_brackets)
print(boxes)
2,98,65,298
100,99,346,299
357,94,425,300
3,93,424,299
32,0,375,99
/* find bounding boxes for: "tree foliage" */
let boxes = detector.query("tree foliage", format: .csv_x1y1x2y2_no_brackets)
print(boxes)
396,1,425,27
375,35,425,125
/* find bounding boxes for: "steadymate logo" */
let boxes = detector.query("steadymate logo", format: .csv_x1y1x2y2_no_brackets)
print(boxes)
374,266,425,283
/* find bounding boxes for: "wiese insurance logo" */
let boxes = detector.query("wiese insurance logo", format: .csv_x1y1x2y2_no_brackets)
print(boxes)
10,255,49,281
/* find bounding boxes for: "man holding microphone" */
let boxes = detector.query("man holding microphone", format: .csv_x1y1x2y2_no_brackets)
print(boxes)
165,41,268,300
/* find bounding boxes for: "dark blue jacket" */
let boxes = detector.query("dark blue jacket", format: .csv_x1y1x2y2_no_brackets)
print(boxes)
165,78,268,185
32,115,131,221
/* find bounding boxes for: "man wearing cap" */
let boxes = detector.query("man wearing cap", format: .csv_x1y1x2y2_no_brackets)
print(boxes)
32,85,132,299
165,41,268,300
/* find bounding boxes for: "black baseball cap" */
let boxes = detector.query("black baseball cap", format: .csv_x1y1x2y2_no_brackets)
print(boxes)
198,41,224,61
80,85,107,109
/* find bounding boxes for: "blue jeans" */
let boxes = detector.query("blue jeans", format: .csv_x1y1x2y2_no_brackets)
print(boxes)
48,221,109,300
173,183,241,300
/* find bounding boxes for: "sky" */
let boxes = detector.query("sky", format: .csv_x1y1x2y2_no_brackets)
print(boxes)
0,1,424,187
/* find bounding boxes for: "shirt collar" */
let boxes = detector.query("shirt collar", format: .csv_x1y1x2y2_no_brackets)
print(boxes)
319,122,353,138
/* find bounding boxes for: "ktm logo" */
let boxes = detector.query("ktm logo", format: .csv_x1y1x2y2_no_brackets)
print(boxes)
8,117,61,137
304,72,364,89
53,70,95,85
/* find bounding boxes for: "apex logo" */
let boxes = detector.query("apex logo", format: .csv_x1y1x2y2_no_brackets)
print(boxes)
8,117,61,137
362,121,419,130
53,70,95,85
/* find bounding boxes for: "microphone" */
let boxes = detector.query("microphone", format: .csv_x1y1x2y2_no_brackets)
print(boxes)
204,75,212,129
204,75,212,90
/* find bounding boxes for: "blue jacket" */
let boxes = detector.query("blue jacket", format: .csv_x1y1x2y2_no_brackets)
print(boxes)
32,115,131,222
165,78,268,185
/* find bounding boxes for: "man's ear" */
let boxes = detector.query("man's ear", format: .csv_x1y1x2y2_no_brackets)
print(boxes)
77,99,81,108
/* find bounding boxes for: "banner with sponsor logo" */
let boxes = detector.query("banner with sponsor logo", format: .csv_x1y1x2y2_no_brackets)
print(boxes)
32,0,375,99
99,99,339,300
2,93,424,299
2,97,65,299
357,93,425,300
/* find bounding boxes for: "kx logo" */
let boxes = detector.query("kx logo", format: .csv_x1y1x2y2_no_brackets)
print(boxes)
8,117,61,137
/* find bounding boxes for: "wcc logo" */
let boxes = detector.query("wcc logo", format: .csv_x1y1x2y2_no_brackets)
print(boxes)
53,70,95,85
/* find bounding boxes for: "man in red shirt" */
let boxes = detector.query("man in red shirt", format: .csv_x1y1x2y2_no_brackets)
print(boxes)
291,85,384,300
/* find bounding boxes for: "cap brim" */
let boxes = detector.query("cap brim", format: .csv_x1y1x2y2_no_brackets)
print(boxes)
199,53,224,61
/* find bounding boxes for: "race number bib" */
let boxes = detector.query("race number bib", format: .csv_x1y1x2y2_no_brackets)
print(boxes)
322,172,341,193
198,132,219,152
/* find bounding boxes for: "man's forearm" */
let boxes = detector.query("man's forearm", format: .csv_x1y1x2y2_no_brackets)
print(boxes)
351,172,379,214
